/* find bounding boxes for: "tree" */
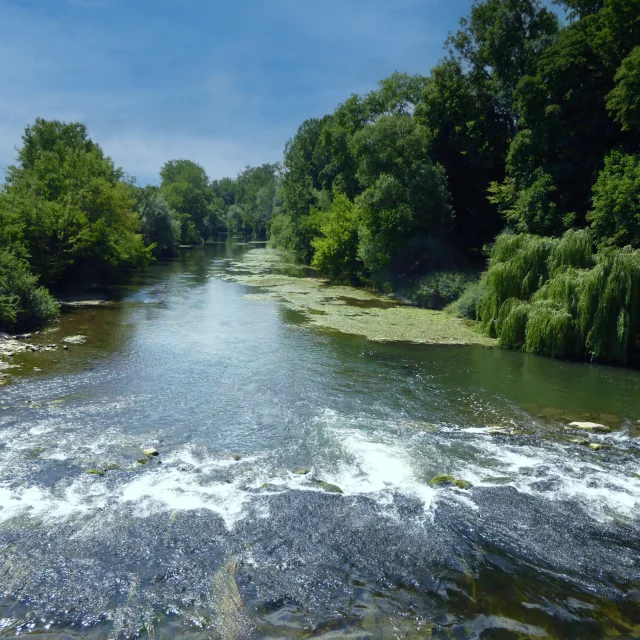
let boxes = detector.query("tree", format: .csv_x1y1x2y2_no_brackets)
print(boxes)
587,150,640,247
607,46,640,133
134,186,180,256
351,115,453,280
447,0,559,130
0,118,150,287
311,194,362,281
159,159,218,241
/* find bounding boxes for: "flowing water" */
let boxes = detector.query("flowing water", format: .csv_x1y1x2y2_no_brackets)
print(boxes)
1,242,640,639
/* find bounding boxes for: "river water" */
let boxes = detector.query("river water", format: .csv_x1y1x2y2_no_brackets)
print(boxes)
1,242,639,639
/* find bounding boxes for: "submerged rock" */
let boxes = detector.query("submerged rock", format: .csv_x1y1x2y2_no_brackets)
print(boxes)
567,437,590,445
482,476,513,485
136,457,149,465
569,421,610,433
103,462,119,471
294,467,309,475
86,468,105,476
310,479,343,494
62,335,87,345
430,474,472,490
589,443,609,451
230,453,242,461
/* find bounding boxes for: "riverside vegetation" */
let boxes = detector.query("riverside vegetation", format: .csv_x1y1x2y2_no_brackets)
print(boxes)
1,0,639,365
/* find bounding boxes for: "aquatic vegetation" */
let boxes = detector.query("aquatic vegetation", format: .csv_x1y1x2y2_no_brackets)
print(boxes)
224,249,495,346
478,230,640,363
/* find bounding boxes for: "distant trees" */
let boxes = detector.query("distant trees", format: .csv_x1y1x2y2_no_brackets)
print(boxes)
211,163,280,239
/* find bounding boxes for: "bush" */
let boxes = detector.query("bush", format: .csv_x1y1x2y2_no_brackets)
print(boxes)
410,271,474,310
446,278,487,319
0,250,59,332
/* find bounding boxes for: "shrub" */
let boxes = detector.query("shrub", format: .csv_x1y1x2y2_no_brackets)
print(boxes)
410,271,474,310
0,250,59,332
447,278,487,319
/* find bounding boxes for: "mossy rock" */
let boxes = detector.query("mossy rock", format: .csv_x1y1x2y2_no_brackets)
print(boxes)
567,437,590,445
569,421,610,433
310,479,343,494
136,458,149,465
260,482,280,491
589,443,609,451
430,474,472,489
294,467,309,475
86,468,105,476
25,447,44,459
103,462,119,471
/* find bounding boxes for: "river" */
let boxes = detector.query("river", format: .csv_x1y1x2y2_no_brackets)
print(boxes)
1,241,639,639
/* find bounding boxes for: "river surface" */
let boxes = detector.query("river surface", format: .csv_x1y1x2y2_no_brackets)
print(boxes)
1,242,640,639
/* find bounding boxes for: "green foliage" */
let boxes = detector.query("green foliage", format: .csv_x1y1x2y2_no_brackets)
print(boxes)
352,115,453,280
494,0,640,231
134,186,180,256
490,169,562,235
607,46,640,132
160,160,220,242
311,194,362,281
0,118,151,287
410,272,475,310
447,0,559,124
0,250,59,332
447,278,488,319
479,228,640,362
587,150,640,248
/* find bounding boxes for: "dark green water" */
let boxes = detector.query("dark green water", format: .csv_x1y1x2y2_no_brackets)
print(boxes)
1,242,639,639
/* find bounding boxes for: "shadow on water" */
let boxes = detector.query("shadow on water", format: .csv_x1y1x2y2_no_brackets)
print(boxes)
0,240,639,638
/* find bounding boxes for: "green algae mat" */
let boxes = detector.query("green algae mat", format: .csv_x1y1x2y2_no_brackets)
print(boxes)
222,248,495,346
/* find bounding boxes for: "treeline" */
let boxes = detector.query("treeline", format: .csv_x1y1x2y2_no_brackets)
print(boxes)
136,160,279,255
0,118,279,332
2,0,639,365
267,0,640,364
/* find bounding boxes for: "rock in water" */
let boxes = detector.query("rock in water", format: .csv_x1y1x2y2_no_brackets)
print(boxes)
310,479,343,494
142,446,159,457
86,468,105,476
430,474,472,489
569,421,610,433
210,559,254,640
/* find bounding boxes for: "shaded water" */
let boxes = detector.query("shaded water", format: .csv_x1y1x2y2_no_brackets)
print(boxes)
1,242,640,639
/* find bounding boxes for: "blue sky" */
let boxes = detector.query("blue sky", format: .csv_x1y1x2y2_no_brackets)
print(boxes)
0,0,481,184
